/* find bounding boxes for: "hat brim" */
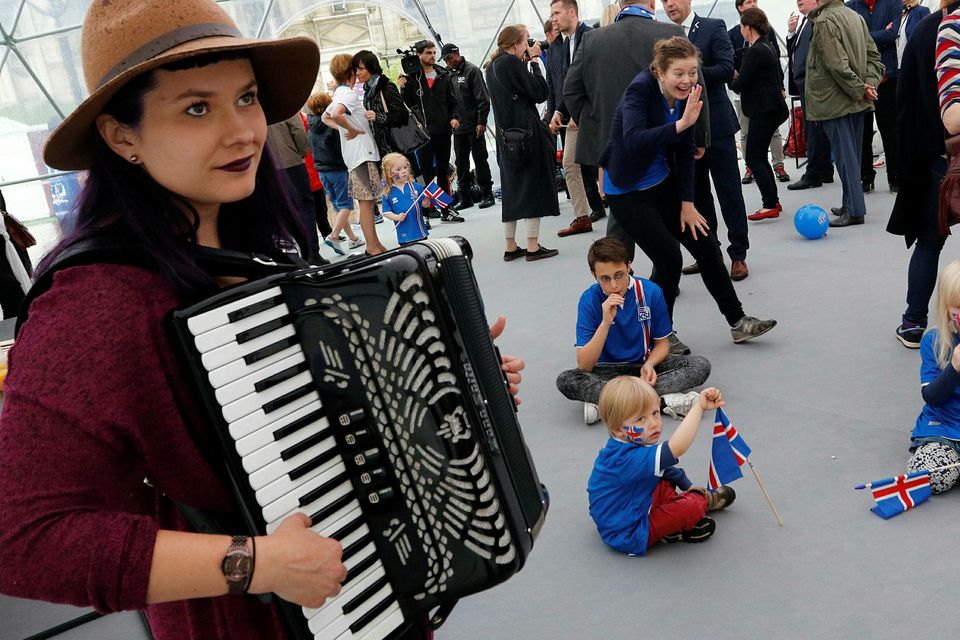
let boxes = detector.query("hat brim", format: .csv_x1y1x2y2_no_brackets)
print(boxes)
43,35,320,171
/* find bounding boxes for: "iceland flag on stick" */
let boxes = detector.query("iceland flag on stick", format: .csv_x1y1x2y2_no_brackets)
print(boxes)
707,408,751,490
422,178,453,208
862,471,932,520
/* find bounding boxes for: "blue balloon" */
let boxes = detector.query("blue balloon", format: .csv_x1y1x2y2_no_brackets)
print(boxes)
794,205,829,239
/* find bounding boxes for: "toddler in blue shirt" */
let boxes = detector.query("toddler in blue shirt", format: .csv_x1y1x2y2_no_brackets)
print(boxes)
587,376,735,555
380,153,429,246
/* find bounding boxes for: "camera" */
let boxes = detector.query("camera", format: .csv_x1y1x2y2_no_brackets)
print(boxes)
527,38,548,50
396,45,421,76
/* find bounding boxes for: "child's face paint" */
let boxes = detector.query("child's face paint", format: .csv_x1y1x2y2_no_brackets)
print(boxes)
621,406,662,445
391,164,410,183
950,305,960,331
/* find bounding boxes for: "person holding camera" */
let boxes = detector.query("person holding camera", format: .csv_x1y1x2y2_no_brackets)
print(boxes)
486,25,560,262
442,43,496,210
399,40,464,223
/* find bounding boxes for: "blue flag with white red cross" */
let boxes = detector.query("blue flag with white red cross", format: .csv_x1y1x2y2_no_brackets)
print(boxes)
422,178,453,208
863,471,932,520
707,408,751,490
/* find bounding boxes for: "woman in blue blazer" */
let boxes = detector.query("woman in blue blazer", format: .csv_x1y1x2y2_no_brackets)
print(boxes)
599,37,776,344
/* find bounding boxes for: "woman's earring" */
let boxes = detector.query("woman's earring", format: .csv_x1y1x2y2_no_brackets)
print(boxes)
129,155,139,164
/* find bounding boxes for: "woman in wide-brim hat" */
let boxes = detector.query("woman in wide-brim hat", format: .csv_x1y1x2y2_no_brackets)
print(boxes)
0,1,355,637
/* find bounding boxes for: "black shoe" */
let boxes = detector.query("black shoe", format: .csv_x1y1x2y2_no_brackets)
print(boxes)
895,322,924,349
829,212,864,227
681,262,700,275
821,174,835,184
457,195,475,210
441,211,464,223
787,174,823,191
661,516,716,544
889,182,899,194
741,168,754,185
830,206,845,217
478,196,496,209
525,245,559,261
503,247,527,262
862,178,875,193
589,208,607,222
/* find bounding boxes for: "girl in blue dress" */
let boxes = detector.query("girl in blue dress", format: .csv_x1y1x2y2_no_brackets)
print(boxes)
380,153,429,245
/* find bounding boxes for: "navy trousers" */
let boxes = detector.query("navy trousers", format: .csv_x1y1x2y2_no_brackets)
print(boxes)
821,111,866,218
800,96,834,180
694,133,749,262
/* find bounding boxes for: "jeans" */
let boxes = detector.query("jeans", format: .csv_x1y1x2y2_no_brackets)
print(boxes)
821,111,866,217
744,112,782,209
904,156,948,325
607,180,745,325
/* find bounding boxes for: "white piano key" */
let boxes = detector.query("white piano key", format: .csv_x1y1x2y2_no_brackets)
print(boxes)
193,302,291,354
229,391,319,442
186,286,283,335
221,370,315,423
215,351,307,406
307,566,390,636
354,607,406,640
241,416,330,477
322,594,399,640
205,329,299,384
255,454,343,509
234,400,323,457
315,507,364,538
266,492,360,535
261,466,352,522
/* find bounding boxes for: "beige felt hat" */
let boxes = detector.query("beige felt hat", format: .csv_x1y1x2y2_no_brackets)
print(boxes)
43,0,320,171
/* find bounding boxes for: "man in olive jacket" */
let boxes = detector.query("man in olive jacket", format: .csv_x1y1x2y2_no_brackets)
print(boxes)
805,0,884,228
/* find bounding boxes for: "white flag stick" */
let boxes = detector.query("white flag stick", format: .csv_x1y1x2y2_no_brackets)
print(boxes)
854,461,960,490
746,459,783,527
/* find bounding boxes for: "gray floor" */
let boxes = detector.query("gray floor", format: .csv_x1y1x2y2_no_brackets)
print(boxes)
3,159,951,639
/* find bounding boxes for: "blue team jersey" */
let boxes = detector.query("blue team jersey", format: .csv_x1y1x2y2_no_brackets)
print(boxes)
575,276,672,364
382,182,429,245
913,330,960,440
587,437,679,555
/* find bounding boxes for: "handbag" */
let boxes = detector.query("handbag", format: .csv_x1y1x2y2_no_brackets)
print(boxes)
938,133,960,236
2,209,36,251
500,127,532,164
380,93,430,155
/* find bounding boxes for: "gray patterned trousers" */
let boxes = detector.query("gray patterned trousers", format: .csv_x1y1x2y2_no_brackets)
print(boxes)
555,355,712,405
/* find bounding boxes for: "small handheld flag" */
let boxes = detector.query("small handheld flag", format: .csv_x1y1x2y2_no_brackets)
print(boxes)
707,408,750,490
422,178,453,208
855,471,932,520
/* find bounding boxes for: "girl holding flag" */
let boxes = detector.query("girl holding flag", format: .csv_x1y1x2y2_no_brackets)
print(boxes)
380,153,429,245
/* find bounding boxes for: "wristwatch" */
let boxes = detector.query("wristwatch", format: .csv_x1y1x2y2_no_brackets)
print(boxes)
221,535,253,595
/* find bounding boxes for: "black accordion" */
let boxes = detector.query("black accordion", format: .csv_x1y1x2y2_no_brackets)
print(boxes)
171,237,547,640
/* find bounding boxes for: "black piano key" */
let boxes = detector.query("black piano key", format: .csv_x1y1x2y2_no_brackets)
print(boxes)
280,424,332,460
288,447,340,480
349,594,397,634
244,335,298,365
327,514,365,541
309,492,355,525
227,295,284,323
341,534,373,563
342,575,390,615
254,361,311,393
236,317,290,345
298,471,349,507
262,384,313,414
343,553,379,586
272,409,325,441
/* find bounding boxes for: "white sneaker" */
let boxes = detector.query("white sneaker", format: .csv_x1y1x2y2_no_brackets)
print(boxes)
583,402,600,425
323,236,344,255
662,391,699,420
347,238,366,250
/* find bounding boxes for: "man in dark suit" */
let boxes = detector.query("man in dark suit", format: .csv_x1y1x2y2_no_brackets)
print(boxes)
564,0,709,356
664,0,751,281
547,0,605,237
786,0,835,190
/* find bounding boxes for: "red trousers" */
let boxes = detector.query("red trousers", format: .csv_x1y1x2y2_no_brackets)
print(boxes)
647,479,708,545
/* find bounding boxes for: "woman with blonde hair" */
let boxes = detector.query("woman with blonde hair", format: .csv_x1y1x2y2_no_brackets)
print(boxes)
486,24,560,262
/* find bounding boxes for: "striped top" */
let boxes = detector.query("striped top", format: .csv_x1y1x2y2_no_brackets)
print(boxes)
937,8,960,116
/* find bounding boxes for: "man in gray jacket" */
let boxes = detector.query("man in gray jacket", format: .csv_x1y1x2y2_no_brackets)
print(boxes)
805,0,884,228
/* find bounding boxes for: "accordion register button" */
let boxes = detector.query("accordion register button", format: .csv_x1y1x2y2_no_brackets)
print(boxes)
337,408,366,427
351,448,380,467
343,428,372,447
366,488,394,505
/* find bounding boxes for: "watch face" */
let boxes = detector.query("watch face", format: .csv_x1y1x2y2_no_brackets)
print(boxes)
223,552,252,581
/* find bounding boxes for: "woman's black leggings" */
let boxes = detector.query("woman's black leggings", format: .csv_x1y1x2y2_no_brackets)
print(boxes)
607,179,744,326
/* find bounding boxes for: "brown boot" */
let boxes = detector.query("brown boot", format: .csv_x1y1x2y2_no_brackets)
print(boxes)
557,215,593,237
706,485,736,512
730,259,749,281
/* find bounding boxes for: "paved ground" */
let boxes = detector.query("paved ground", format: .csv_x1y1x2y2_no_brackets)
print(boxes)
5,158,955,640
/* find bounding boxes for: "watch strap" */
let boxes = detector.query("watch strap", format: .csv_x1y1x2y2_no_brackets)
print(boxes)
221,535,254,595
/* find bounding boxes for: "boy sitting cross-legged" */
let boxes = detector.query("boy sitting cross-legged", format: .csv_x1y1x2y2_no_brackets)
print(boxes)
588,376,735,555
556,237,711,424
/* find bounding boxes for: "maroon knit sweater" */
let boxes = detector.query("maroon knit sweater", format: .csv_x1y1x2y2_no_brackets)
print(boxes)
0,264,289,639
